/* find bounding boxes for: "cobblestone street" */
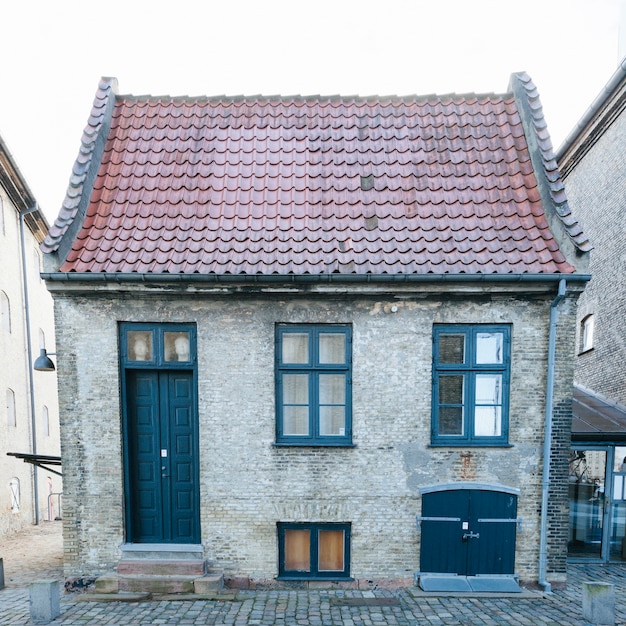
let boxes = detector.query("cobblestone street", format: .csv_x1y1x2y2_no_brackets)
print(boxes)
2,521,626,624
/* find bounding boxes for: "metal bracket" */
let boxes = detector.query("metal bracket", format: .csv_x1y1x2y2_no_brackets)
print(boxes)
416,516,461,530
477,517,523,532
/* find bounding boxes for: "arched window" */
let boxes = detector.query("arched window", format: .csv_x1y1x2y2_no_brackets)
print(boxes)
42,405,50,437
1,291,10,333
39,328,46,349
6,388,16,427
9,478,20,513
581,314,595,353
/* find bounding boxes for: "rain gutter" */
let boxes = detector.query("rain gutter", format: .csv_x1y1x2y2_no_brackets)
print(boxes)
538,278,567,593
19,205,41,525
40,272,591,285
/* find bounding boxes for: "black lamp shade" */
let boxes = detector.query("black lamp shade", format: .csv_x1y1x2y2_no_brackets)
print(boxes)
34,349,55,372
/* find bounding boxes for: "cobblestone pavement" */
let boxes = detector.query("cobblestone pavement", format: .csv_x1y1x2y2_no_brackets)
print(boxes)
2,521,626,624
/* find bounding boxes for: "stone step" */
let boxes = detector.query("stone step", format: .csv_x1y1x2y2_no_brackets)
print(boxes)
194,573,224,594
119,575,196,595
117,559,206,576
95,572,224,595
120,543,204,561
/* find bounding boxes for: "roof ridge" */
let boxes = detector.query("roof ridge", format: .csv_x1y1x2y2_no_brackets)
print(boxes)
116,91,510,104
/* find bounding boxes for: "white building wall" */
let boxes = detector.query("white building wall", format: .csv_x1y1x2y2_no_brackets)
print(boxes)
0,186,60,536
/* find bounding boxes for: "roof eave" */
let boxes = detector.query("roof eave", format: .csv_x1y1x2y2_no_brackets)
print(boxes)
41,271,591,290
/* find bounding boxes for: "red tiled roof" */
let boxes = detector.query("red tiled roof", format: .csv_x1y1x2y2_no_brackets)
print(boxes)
43,76,586,275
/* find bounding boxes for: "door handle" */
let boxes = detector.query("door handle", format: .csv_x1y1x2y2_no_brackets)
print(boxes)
462,531,480,541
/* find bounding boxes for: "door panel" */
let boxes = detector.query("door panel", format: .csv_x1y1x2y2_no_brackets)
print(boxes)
126,370,199,543
468,490,517,575
128,372,163,542
420,490,466,574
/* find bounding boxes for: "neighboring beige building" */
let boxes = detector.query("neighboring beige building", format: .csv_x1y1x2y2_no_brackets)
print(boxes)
0,133,61,536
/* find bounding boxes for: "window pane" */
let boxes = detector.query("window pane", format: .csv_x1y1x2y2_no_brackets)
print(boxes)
285,529,310,571
474,406,502,436
439,406,463,435
475,374,502,404
319,374,345,404
476,332,503,364
318,529,344,571
128,331,152,361
283,374,309,404
582,316,594,351
319,406,346,436
283,407,309,435
164,331,190,362
319,333,345,364
439,334,465,364
282,333,309,364
439,375,464,404
474,374,502,436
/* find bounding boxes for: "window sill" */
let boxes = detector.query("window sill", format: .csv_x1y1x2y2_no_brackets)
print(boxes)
276,575,354,581
578,347,594,355
429,442,513,448
273,442,356,448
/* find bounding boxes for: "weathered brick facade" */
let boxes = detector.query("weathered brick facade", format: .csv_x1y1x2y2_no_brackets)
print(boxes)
51,281,581,586
560,89,626,405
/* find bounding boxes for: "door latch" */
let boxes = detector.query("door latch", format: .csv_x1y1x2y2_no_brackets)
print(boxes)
462,531,480,541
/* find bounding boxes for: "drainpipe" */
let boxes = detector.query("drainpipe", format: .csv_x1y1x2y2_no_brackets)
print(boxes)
19,205,40,525
538,278,567,592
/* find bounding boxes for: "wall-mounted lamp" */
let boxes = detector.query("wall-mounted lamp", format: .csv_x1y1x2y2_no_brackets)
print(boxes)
34,349,56,372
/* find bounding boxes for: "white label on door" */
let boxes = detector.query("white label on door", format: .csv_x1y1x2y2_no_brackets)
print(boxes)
462,521,469,530
161,449,167,457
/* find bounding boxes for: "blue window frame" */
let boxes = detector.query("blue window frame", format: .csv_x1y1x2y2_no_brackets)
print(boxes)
278,522,351,580
120,323,196,369
432,324,511,446
276,325,352,446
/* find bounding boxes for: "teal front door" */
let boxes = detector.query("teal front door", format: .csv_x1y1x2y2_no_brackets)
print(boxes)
126,370,200,543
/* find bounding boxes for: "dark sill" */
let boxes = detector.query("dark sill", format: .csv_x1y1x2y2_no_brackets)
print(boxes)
578,347,594,355
429,442,513,448
273,442,356,448
276,575,354,581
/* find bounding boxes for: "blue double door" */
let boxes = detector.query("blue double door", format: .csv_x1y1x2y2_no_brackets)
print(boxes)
420,488,517,576
125,370,200,544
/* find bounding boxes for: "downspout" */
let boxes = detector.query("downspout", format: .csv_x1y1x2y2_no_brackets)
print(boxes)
19,205,40,525
538,278,567,592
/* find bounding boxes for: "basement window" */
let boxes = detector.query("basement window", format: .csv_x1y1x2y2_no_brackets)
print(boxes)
278,522,351,580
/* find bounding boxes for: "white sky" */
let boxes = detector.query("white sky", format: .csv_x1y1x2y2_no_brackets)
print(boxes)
1,0,624,223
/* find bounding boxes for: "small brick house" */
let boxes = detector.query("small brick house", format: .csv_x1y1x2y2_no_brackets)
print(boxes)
41,74,589,591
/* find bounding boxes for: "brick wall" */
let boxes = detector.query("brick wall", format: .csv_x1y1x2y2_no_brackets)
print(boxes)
564,112,626,405
52,285,579,585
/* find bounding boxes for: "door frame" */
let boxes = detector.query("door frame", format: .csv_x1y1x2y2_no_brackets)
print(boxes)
418,482,520,576
120,322,199,544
